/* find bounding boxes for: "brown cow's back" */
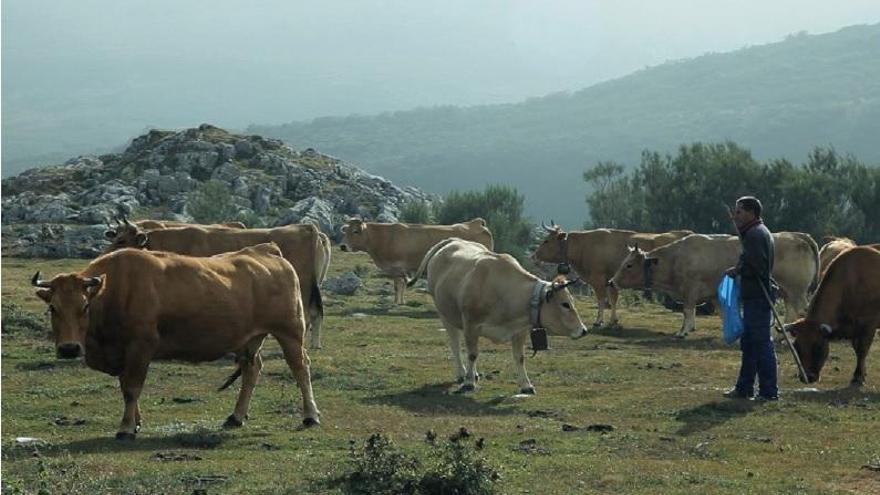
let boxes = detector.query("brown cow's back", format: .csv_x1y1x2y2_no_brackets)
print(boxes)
85,244,301,363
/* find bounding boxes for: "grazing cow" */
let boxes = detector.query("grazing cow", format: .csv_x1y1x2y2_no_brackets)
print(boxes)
609,232,820,337
32,243,320,439
532,226,692,327
787,245,880,385
104,219,330,349
409,238,589,394
818,236,857,278
340,218,493,304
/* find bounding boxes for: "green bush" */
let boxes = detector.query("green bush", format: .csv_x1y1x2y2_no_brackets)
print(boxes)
435,185,533,260
335,431,500,495
341,433,421,495
186,180,239,224
399,200,434,224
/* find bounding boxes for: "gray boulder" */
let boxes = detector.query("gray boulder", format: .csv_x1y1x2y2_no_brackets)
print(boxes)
274,197,334,234
322,272,362,296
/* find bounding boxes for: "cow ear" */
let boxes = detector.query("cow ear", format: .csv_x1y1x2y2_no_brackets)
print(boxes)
36,288,52,303
104,229,117,240
556,232,566,241
135,233,148,247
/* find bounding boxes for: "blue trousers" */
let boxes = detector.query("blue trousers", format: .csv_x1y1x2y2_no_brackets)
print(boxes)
735,298,778,398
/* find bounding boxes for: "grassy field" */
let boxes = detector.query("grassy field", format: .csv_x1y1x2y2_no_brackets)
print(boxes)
2,252,879,494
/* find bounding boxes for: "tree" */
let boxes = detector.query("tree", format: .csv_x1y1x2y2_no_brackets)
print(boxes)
434,185,533,260
186,180,238,224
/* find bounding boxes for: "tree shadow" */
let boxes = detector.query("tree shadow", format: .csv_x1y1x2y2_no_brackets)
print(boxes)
675,400,758,436
362,382,520,417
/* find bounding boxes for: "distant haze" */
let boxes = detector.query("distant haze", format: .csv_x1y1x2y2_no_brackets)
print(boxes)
3,0,880,175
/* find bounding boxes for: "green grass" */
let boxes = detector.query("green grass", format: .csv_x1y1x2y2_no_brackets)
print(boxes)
2,253,879,494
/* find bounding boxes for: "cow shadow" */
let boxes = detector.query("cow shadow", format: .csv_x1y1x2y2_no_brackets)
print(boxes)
674,400,758,436
607,326,732,351
7,429,281,460
362,382,520,417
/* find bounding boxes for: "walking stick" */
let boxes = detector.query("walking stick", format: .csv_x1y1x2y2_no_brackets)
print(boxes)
723,204,808,383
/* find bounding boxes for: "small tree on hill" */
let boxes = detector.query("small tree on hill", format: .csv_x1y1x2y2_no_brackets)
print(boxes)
186,180,238,224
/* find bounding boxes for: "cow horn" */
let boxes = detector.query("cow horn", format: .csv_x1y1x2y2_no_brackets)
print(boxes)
121,213,133,227
83,276,102,288
541,221,555,233
31,271,51,288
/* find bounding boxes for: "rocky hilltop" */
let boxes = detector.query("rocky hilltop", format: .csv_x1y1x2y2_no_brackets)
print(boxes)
1,124,433,257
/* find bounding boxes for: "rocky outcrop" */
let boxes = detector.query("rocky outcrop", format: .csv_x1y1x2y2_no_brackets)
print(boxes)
2,124,436,257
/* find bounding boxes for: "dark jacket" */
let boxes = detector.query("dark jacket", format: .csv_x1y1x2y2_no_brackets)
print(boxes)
736,220,775,300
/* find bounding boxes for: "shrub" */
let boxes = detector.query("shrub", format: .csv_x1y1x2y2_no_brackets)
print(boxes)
1,301,47,336
435,185,533,260
399,200,434,224
335,431,500,495
186,180,239,224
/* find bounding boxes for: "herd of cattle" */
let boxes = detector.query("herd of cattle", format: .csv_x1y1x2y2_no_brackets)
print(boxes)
28,216,879,439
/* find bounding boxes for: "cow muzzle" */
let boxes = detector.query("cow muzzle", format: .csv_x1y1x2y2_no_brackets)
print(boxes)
572,326,589,339
57,342,83,359
801,372,819,384
339,244,349,252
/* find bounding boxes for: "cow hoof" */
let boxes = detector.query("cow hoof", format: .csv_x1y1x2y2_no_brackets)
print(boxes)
302,417,320,427
455,384,476,394
849,380,865,388
592,321,604,328
520,387,536,395
115,432,136,441
223,414,244,429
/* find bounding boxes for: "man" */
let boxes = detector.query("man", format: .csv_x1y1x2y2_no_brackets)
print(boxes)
723,196,779,401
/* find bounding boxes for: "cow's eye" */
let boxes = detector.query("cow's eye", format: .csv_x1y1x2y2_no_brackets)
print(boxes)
47,305,57,315
561,302,572,310
626,264,632,269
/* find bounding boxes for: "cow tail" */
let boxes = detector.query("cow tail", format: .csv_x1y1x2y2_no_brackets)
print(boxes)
802,233,821,296
309,277,324,336
407,237,458,287
218,366,242,391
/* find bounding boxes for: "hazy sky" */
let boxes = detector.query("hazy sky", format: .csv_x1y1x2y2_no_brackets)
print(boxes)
3,0,880,164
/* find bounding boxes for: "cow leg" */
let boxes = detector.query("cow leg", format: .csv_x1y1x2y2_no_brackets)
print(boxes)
442,319,467,382
850,328,875,387
225,339,265,428
116,348,152,440
607,283,621,328
675,302,697,338
394,276,406,305
591,281,607,327
457,331,480,393
512,331,535,395
275,333,321,426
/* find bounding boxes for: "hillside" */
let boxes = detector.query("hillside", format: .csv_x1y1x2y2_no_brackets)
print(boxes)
251,24,880,227
1,124,431,257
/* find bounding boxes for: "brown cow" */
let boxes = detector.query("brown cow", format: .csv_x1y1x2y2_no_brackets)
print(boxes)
133,219,247,230
32,243,320,439
104,219,329,349
339,218,494,304
532,226,692,327
818,236,857,278
787,245,880,386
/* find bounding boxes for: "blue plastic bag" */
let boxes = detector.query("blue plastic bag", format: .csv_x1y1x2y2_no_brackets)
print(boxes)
717,275,744,344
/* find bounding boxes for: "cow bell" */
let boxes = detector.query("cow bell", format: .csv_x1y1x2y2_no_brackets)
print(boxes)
556,263,571,275
530,328,549,352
